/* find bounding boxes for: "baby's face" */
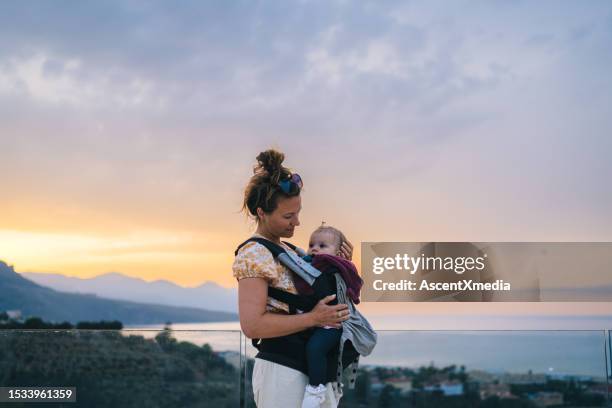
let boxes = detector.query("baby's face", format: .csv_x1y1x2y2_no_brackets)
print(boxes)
307,231,340,256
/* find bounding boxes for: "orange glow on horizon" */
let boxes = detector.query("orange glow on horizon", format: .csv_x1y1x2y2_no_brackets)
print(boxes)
0,229,237,288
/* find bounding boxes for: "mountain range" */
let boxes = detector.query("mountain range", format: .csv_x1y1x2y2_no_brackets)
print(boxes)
21,270,238,313
0,260,237,325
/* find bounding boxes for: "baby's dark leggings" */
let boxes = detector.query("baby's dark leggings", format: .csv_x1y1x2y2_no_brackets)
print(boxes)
306,327,343,386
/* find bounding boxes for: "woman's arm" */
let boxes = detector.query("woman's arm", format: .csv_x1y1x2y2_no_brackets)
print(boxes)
238,277,349,339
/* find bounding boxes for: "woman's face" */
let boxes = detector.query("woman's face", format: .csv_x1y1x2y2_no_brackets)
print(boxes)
258,195,301,238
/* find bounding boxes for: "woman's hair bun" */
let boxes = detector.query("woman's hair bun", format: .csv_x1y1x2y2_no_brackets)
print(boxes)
242,148,299,218
255,149,285,184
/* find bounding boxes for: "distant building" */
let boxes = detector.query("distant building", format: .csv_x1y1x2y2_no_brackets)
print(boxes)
468,370,497,384
501,372,547,385
6,310,22,320
587,383,612,396
360,365,376,372
469,369,547,386
480,383,513,399
383,377,413,395
528,391,563,407
370,382,385,397
547,373,593,382
424,380,464,396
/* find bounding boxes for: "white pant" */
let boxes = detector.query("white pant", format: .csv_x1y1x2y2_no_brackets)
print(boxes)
252,358,342,408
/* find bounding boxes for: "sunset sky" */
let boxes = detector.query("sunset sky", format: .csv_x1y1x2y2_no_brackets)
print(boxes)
1,1,612,318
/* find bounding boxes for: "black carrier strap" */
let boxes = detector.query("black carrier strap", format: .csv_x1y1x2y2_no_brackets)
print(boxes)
234,237,286,257
268,287,317,314
235,237,318,350
234,237,298,257
235,237,317,312
281,241,298,251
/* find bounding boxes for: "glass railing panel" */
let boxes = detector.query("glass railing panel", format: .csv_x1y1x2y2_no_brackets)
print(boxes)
0,329,241,408
241,332,258,408
604,329,612,407
338,330,608,408
2,329,610,407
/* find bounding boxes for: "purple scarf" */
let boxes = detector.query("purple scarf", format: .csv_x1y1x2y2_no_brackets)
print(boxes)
292,254,363,304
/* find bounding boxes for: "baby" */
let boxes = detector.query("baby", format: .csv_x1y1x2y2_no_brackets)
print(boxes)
301,225,361,408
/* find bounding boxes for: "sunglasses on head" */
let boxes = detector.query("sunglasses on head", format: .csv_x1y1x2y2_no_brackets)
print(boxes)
278,173,303,194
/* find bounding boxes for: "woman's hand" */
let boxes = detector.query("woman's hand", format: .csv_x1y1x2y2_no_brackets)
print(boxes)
338,239,354,260
309,294,350,328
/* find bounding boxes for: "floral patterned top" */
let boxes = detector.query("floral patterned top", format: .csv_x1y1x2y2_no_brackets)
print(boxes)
232,235,299,314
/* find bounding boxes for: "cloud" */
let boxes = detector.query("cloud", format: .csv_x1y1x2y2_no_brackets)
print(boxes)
0,53,164,109
0,0,610,243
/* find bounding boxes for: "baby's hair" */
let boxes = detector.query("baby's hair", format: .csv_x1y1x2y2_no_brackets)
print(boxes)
312,224,347,252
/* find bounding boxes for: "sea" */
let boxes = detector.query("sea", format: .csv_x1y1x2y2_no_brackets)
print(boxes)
124,314,612,379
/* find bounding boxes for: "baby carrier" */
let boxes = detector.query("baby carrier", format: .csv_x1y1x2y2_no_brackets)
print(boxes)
235,237,378,389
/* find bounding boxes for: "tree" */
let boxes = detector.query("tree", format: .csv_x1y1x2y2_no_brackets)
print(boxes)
155,324,177,352
378,385,396,408
354,370,371,404
23,317,45,328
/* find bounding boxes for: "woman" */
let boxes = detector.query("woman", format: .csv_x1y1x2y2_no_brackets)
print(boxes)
232,149,353,407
